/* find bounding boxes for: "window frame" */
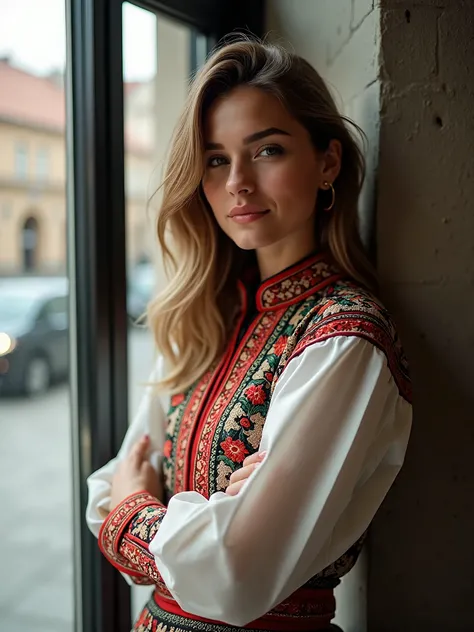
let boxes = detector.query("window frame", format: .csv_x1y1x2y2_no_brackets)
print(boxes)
66,1,264,631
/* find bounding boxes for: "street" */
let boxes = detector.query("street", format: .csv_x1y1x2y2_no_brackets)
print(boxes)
0,327,156,631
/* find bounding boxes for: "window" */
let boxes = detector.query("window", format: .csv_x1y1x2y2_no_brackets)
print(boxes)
15,143,28,179
36,147,50,181
122,7,207,613
0,4,73,632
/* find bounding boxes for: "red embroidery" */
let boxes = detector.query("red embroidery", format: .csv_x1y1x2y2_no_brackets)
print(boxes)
171,373,213,494
119,502,169,586
98,491,164,580
274,335,289,355
163,439,173,459
240,416,251,429
257,253,342,311
245,383,267,405
192,310,282,497
220,437,249,463
171,393,185,407
153,256,410,628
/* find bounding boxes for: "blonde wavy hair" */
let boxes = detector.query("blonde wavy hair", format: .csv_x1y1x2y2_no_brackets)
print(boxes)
148,37,377,393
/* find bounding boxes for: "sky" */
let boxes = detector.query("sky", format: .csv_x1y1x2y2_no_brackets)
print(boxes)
0,0,156,80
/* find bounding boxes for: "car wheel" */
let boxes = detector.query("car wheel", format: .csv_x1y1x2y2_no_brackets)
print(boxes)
23,355,51,396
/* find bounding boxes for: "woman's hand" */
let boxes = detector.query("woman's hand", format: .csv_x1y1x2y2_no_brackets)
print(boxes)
225,451,267,496
110,435,163,511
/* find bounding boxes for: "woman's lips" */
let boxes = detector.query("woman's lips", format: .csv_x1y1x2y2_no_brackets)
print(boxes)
231,211,270,224
228,205,270,224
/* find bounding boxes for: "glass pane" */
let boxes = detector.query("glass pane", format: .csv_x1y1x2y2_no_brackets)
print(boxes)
122,2,207,622
0,1,74,630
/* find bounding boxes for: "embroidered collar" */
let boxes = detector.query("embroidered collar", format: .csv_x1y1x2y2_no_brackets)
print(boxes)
240,252,343,312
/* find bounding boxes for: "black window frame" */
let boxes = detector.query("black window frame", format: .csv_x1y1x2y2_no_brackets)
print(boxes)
66,1,264,631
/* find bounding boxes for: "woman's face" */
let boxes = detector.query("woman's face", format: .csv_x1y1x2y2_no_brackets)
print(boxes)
201,85,340,259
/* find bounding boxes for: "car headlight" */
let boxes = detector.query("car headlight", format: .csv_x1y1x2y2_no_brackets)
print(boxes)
0,333,17,356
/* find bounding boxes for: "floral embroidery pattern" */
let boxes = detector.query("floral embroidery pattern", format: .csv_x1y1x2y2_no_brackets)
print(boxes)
119,503,170,589
245,384,266,405
162,372,213,496
239,416,251,429
146,254,410,630
280,280,412,403
192,310,285,497
98,491,163,581
243,412,266,450
257,254,342,310
220,436,249,463
274,335,288,355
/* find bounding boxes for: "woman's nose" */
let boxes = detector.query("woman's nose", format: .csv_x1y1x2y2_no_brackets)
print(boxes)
225,164,255,196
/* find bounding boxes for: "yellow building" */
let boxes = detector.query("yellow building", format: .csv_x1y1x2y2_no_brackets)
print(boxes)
0,59,154,275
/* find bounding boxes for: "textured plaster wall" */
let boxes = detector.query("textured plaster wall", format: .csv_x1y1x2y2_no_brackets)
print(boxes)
369,2,474,630
267,0,474,630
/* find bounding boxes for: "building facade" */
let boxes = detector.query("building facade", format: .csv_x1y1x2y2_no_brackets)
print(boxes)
0,60,154,275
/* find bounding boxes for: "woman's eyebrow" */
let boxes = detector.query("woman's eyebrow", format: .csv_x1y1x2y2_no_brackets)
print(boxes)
204,127,291,151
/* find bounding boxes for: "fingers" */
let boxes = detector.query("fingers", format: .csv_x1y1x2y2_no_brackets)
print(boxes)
226,479,249,497
230,451,266,485
130,434,150,467
242,450,267,468
226,451,267,496
228,463,259,486
140,460,154,475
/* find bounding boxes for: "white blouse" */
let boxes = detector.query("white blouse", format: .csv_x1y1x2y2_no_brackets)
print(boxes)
86,336,412,627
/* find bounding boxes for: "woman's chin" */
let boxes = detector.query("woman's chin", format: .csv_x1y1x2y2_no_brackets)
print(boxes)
232,233,277,251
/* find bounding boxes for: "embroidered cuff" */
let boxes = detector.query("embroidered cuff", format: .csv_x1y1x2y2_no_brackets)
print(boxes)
98,491,164,579
119,502,168,585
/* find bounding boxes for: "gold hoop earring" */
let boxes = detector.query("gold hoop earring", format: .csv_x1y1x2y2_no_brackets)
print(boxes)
322,181,335,211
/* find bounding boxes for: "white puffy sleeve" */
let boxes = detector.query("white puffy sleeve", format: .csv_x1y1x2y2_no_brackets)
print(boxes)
85,356,168,537
99,335,411,624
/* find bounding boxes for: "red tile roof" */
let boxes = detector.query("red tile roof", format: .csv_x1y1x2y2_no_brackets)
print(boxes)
0,60,65,131
0,61,150,154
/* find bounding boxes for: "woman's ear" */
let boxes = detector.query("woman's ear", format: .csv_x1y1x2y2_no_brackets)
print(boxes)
321,139,342,184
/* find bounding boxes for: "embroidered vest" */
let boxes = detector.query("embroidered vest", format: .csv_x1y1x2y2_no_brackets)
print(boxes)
155,252,410,628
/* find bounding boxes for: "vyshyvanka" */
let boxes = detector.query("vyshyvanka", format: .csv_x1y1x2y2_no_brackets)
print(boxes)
87,252,412,632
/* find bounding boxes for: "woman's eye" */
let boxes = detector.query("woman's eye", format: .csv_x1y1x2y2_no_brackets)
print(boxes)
258,145,284,158
207,155,228,168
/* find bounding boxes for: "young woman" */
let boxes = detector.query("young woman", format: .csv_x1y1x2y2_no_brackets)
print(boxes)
87,39,412,632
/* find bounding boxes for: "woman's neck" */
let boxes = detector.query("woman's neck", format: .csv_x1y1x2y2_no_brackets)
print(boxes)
256,241,318,281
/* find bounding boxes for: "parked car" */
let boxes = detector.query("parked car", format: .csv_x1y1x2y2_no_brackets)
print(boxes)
0,277,69,396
